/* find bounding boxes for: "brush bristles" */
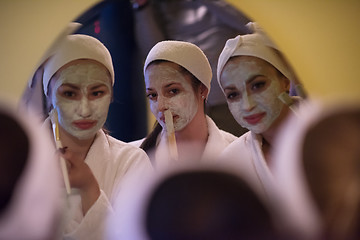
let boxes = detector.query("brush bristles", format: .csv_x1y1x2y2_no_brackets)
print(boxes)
278,92,294,106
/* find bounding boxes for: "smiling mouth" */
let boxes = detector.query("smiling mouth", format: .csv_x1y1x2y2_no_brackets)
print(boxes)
243,113,266,125
73,120,97,130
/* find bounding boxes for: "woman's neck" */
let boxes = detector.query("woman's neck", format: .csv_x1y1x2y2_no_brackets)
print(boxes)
260,106,291,164
174,111,208,160
261,128,275,149
175,112,208,143
59,125,96,160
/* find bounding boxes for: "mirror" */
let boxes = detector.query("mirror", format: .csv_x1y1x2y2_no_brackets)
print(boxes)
20,0,305,142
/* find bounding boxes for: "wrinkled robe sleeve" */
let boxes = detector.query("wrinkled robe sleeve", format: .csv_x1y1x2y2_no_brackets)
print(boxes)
63,131,152,240
64,190,113,240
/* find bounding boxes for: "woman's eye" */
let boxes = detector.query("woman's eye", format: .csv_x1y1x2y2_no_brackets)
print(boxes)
226,91,240,101
88,85,109,99
63,91,76,98
169,88,179,95
92,91,104,97
251,81,266,91
146,93,157,100
57,85,80,99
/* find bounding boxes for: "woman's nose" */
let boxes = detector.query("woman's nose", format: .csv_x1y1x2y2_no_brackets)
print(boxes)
77,97,92,118
157,96,168,112
240,92,256,111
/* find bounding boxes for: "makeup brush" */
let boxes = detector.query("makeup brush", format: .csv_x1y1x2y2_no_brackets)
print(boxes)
278,92,298,116
164,109,178,161
49,109,71,194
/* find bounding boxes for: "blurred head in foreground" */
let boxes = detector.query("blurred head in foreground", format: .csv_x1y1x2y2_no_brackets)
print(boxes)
273,100,360,240
0,100,63,239
108,161,293,240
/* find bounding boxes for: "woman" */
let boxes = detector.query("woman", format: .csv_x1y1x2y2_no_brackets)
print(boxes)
42,34,152,239
216,26,300,199
133,40,236,168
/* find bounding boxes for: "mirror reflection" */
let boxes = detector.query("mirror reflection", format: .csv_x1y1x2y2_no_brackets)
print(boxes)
21,0,306,143
14,1,349,240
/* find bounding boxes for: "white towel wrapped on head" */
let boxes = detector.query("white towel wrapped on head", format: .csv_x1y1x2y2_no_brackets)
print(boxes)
144,40,212,97
217,23,294,89
43,34,114,96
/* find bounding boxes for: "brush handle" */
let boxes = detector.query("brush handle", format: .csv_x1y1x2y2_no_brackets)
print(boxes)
55,140,71,195
278,92,298,116
164,110,178,161
51,123,71,195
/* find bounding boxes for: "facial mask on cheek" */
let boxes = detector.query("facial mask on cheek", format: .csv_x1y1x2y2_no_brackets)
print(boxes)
229,79,284,134
50,63,111,140
169,92,198,131
152,92,198,132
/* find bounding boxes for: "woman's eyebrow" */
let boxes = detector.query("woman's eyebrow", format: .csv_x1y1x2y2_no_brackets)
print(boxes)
164,82,181,88
246,75,265,84
89,84,107,90
223,85,237,91
61,83,80,90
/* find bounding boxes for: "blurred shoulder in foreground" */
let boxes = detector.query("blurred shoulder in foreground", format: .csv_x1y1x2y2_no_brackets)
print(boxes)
0,100,63,239
273,99,360,240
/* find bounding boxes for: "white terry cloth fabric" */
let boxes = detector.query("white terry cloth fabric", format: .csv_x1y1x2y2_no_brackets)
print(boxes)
130,116,237,168
200,116,237,161
144,40,212,97
42,118,152,240
0,102,63,239
217,22,295,89
128,137,144,148
43,34,115,95
219,130,277,201
271,99,360,239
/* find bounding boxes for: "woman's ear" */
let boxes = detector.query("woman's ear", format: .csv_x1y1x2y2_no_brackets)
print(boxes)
281,76,291,93
199,84,208,99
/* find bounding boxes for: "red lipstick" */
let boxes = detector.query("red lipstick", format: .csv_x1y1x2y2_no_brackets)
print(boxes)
73,120,97,130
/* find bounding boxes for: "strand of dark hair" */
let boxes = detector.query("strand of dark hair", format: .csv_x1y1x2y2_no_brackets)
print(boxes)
140,122,163,155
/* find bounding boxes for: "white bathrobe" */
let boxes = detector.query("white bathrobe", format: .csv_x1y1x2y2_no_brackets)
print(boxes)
219,97,303,201
219,130,276,201
62,129,152,240
130,116,236,168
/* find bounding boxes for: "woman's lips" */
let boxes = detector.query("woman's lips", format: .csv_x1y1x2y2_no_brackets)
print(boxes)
243,113,266,125
72,120,97,130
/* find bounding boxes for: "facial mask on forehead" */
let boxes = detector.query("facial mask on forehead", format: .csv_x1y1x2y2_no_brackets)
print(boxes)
146,65,199,132
51,63,111,140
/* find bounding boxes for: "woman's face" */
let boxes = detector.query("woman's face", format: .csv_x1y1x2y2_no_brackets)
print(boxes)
220,56,289,134
145,61,199,132
49,60,111,140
